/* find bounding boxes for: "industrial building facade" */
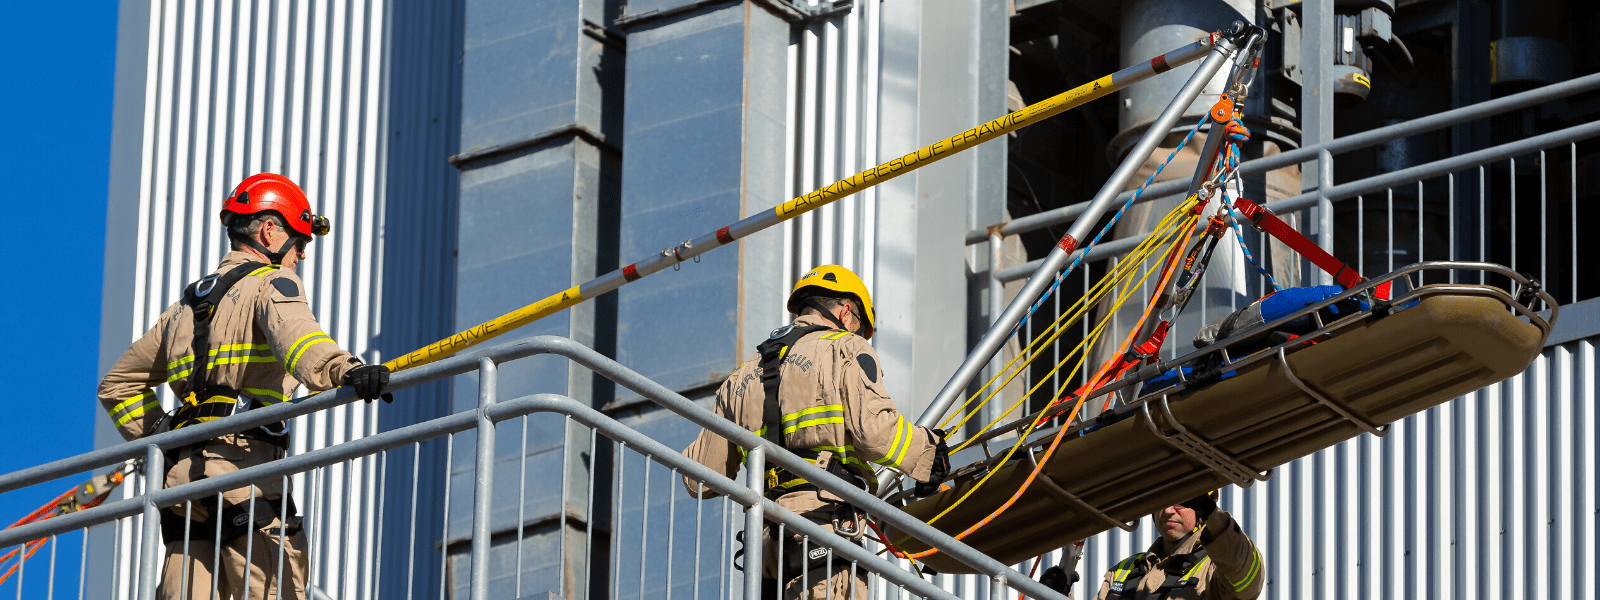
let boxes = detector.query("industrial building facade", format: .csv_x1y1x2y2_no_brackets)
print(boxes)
71,0,1600,598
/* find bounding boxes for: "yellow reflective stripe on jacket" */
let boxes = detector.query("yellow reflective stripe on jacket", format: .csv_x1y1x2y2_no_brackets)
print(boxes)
241,387,287,403
196,343,280,368
210,355,279,366
872,416,913,467
820,331,852,340
1183,556,1210,582
1232,549,1262,591
166,355,196,382
780,404,845,435
1112,554,1145,583
248,265,280,277
109,391,160,426
287,332,334,372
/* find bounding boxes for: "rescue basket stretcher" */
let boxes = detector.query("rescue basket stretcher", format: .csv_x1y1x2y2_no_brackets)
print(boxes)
886,262,1557,574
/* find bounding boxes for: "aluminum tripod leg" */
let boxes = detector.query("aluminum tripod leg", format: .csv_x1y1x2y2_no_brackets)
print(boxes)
916,28,1253,431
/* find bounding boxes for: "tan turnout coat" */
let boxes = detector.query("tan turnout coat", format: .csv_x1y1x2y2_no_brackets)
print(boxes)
681,314,938,599
97,250,362,600
99,251,360,441
1093,510,1264,600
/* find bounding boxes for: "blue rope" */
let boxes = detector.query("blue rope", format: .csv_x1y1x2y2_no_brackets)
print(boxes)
1009,115,1211,341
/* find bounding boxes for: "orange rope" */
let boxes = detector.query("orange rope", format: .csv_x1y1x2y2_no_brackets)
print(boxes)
0,470,127,586
902,206,1205,561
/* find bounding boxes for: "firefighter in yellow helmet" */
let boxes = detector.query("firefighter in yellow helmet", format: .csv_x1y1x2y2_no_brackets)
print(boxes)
98,173,393,600
1041,490,1263,599
683,265,950,600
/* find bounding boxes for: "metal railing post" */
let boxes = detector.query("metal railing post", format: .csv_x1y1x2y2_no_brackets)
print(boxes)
917,33,1246,429
742,447,766,600
471,357,498,600
138,444,164,600
1317,148,1335,286
985,231,1006,429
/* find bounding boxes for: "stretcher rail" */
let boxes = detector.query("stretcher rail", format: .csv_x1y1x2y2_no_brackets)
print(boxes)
938,261,1556,484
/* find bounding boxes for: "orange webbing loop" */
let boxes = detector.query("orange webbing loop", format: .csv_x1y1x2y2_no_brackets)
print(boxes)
0,469,130,586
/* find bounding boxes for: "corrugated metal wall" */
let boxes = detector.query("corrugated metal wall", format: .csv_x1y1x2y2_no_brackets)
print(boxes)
782,0,881,296
104,0,393,597
1053,337,1598,600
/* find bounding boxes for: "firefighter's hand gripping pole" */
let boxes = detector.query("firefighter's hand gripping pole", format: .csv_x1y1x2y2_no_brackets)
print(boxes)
913,23,1262,431
382,34,1224,374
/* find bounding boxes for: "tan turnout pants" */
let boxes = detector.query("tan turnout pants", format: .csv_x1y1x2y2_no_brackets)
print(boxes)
157,437,308,600
762,508,868,600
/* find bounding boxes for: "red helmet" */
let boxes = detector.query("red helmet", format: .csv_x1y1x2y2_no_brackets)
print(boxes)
219,173,330,238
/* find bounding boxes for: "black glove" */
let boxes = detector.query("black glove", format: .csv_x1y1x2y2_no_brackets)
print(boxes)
912,428,950,498
1180,491,1218,521
343,364,394,403
1040,565,1079,594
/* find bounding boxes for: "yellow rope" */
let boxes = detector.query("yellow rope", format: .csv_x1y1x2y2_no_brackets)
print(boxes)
949,207,1197,453
902,199,1200,532
939,196,1201,437
907,221,1191,531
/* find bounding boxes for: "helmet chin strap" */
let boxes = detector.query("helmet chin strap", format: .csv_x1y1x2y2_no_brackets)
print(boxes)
804,298,853,333
230,231,297,265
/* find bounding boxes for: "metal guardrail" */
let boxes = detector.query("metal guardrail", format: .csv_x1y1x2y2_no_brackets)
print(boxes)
0,336,1069,600
968,71,1600,245
977,76,1598,415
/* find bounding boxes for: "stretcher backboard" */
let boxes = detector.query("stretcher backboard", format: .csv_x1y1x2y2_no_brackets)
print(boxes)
891,281,1550,574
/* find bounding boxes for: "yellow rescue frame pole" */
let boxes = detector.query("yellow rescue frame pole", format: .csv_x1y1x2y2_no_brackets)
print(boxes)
385,34,1225,372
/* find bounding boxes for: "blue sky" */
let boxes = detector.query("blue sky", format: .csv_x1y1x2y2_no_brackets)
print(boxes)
0,1,118,594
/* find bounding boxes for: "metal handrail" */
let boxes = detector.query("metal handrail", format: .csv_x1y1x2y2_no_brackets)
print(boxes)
992,117,1600,283
968,71,1600,245
0,335,1071,600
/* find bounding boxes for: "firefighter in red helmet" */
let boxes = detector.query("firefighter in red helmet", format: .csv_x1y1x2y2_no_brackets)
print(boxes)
98,173,391,599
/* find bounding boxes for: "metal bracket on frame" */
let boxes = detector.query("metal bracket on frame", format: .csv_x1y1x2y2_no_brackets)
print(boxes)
1024,449,1138,532
1274,347,1389,437
1140,396,1264,488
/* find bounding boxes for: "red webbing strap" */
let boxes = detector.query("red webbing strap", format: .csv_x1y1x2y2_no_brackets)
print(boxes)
1232,197,1391,299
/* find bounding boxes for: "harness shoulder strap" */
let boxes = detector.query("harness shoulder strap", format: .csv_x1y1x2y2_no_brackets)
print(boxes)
754,324,833,449
1150,547,1210,596
182,261,268,398
1109,553,1147,598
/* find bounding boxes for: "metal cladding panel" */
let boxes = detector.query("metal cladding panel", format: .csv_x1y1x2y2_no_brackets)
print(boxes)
781,0,884,314
447,128,590,594
615,5,750,394
458,0,585,154
1034,336,1596,600
376,1,464,599
870,0,997,414
92,0,464,598
610,398,734,600
624,0,709,20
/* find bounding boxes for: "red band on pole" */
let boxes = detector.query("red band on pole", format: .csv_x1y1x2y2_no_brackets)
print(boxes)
623,264,641,282
715,226,734,245
1151,54,1171,74
1057,234,1079,253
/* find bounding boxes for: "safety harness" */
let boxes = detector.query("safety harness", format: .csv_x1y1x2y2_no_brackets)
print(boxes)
158,262,301,546
753,322,874,500
166,261,290,444
1107,547,1210,598
160,494,301,546
738,305,873,581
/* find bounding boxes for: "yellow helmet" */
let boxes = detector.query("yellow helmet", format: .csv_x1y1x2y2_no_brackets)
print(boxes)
787,265,876,338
